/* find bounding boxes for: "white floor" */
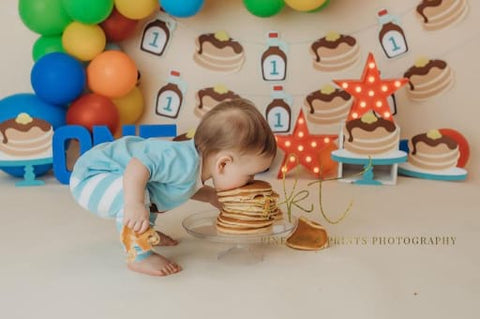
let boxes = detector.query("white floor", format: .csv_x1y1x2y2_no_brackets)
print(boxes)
1,171,479,319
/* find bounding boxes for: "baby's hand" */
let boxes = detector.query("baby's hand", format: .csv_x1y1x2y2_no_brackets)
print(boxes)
123,202,150,234
207,187,222,210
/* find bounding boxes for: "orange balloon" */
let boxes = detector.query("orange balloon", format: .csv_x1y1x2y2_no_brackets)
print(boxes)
87,50,138,98
318,142,338,178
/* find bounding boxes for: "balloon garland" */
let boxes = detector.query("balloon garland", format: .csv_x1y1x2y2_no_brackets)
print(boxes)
15,0,330,137
4,0,330,179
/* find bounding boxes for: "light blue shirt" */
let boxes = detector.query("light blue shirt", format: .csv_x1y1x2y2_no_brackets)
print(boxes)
72,137,202,211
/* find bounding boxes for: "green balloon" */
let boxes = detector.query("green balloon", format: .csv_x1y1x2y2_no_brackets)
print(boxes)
309,0,331,13
62,0,114,24
32,35,65,61
19,0,71,35
244,0,285,18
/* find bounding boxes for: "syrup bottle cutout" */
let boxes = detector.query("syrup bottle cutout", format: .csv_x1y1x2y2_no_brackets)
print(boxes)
261,32,288,81
155,70,187,119
377,9,408,59
141,12,176,56
266,85,293,133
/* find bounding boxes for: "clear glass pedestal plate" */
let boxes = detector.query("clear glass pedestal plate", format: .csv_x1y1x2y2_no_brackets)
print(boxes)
182,210,296,264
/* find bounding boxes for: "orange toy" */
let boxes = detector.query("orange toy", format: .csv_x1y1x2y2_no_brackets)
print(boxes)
121,226,160,262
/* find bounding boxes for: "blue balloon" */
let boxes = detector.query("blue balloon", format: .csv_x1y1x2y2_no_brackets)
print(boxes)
0,93,67,177
31,52,86,106
161,0,204,17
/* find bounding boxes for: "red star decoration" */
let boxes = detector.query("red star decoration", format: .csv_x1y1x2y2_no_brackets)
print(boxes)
276,110,338,178
334,52,408,122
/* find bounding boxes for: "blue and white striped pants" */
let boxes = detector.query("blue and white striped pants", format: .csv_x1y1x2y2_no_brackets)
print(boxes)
70,172,157,261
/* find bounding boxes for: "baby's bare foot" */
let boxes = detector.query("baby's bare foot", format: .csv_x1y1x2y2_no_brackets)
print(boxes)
127,252,182,276
155,231,178,246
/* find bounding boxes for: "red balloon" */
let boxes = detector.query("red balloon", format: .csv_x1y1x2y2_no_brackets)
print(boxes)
67,93,119,133
439,128,470,168
100,8,138,42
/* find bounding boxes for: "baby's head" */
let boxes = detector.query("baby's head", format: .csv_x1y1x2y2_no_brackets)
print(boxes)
195,99,277,191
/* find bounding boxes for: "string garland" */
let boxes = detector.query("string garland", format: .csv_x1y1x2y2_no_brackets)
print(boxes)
146,9,478,99
174,4,418,46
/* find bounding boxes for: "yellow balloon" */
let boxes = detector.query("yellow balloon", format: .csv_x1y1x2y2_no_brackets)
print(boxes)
62,22,106,61
285,0,327,11
114,0,158,20
113,86,145,125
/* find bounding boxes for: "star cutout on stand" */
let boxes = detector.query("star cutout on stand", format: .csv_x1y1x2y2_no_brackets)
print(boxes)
334,52,408,122
276,110,338,178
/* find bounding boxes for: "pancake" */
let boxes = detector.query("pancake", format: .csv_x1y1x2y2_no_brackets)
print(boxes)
217,180,272,197
286,217,329,251
217,214,274,228
216,223,273,235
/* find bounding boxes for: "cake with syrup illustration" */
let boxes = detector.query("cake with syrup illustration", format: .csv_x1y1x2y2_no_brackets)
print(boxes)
310,32,360,72
216,180,283,235
408,129,459,170
193,31,245,73
304,84,352,125
404,57,454,101
342,112,399,155
0,113,53,158
416,0,468,31
194,85,241,118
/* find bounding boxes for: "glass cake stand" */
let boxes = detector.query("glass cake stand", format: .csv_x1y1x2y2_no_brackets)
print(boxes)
182,210,296,264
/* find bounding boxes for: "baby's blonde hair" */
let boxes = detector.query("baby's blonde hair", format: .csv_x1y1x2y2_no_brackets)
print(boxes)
195,99,277,160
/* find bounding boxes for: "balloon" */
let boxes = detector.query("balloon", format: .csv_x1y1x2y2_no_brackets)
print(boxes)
100,8,138,42
32,35,65,61
87,51,138,98
439,128,470,168
318,142,338,176
62,0,114,24
105,43,123,51
31,52,86,106
114,0,158,20
284,0,327,12
0,93,66,177
162,0,204,18
309,0,330,12
113,86,145,126
62,22,106,61
67,93,119,133
18,0,71,35
243,0,285,18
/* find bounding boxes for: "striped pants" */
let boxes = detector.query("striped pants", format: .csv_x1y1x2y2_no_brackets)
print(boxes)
70,172,157,261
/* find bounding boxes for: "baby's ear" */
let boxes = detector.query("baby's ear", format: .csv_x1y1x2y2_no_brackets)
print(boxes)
216,154,233,173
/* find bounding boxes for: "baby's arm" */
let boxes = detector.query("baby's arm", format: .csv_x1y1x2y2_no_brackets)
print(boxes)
191,186,222,209
123,158,151,234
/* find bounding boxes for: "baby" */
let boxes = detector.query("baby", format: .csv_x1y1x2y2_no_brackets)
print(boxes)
70,99,277,276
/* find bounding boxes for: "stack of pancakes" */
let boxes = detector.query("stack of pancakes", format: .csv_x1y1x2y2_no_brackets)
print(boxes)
216,180,282,234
